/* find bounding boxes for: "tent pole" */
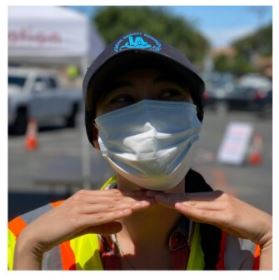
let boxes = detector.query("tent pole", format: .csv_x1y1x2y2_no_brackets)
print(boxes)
80,57,91,189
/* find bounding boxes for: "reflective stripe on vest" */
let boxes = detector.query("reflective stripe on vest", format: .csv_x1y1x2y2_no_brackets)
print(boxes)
187,223,205,269
8,229,17,270
70,234,103,269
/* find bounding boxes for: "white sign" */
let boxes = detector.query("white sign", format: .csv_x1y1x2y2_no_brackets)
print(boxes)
217,122,254,165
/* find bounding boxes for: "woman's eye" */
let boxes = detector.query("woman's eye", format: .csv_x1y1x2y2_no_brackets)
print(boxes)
102,94,136,113
159,89,187,101
110,95,135,104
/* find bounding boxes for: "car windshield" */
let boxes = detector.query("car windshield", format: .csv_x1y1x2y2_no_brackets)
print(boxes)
8,76,26,88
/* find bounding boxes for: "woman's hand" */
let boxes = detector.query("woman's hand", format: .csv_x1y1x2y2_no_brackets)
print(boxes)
147,190,272,269
14,189,153,269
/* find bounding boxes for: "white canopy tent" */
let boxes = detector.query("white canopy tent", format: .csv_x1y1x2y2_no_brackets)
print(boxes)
8,6,104,67
8,6,105,188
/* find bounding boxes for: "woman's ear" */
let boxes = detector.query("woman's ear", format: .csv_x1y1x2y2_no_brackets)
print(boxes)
92,123,100,150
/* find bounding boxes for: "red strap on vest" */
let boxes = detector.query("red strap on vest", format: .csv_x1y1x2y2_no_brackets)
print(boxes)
169,230,189,269
252,245,260,270
170,248,189,270
215,231,226,270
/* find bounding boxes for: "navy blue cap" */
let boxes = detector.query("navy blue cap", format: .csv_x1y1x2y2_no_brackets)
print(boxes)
83,32,205,145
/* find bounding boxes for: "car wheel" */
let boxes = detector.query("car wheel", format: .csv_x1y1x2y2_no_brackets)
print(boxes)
11,107,28,135
258,104,272,119
65,103,79,128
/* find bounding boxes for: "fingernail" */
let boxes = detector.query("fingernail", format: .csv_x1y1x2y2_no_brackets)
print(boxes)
175,202,183,207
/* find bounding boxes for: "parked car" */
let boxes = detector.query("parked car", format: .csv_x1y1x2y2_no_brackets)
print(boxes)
257,89,272,118
203,72,235,109
225,85,271,113
203,84,231,109
238,73,271,90
8,67,82,134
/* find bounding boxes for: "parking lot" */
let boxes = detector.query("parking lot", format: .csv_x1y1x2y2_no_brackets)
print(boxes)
8,108,272,219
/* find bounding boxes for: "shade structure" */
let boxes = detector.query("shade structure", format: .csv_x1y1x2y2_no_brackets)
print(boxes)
8,6,104,66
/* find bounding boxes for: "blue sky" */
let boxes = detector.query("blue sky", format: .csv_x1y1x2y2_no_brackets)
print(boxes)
69,6,272,48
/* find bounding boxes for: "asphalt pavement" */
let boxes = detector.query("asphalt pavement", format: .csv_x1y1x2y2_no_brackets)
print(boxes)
8,108,272,219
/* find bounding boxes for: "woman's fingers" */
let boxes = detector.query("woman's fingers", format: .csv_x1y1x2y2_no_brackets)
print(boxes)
72,189,153,215
148,190,224,210
67,189,155,228
78,199,151,214
150,191,237,224
148,190,272,247
174,201,224,223
73,189,154,206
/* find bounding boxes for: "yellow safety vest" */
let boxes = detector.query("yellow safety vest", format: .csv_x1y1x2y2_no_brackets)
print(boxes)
8,176,259,270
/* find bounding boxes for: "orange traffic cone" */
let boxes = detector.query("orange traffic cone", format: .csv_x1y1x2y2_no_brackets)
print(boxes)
24,118,38,151
247,133,263,166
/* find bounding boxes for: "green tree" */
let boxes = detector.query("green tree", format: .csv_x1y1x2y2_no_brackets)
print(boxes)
213,23,271,75
214,54,256,76
232,56,256,76
93,6,210,65
214,54,234,73
232,23,272,59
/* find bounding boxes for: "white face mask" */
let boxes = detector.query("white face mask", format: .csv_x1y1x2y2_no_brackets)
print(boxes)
95,100,202,191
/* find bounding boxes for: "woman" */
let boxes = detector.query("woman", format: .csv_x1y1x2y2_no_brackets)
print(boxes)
9,32,272,270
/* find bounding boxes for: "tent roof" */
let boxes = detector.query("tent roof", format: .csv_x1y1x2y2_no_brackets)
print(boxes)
8,6,104,67
8,6,86,23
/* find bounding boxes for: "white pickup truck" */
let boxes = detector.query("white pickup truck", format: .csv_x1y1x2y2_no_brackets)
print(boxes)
8,67,82,134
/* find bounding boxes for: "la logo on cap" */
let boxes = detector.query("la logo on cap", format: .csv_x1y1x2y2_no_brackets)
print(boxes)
114,32,162,53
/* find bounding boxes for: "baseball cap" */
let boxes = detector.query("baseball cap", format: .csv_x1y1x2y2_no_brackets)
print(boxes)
83,31,205,146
